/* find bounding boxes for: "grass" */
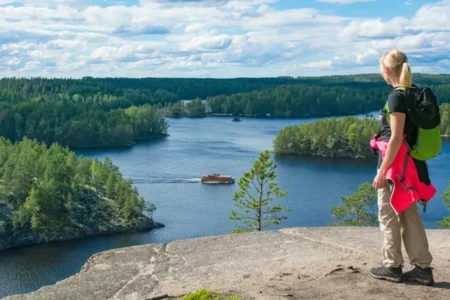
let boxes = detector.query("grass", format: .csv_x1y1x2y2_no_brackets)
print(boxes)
178,289,243,300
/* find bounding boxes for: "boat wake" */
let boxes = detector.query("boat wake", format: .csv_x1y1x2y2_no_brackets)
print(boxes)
174,178,202,183
132,177,202,184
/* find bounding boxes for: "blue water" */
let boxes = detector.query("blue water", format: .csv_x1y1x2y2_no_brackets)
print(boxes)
1,113,449,298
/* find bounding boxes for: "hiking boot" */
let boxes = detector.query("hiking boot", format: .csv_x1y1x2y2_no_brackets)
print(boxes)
402,265,434,286
369,265,403,283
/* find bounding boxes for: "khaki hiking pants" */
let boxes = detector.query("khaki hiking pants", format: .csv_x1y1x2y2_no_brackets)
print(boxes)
377,184,433,268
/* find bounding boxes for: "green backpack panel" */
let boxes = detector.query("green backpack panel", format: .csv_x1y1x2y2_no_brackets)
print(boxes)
385,86,442,161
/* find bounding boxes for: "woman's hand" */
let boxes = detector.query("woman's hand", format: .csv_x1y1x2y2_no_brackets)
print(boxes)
373,171,386,189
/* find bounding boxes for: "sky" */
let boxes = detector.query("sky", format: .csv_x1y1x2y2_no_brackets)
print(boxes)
0,0,449,78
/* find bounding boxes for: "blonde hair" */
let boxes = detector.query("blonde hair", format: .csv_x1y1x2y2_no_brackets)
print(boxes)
380,49,412,87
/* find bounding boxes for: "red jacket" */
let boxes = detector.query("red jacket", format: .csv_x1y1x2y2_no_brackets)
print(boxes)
370,137,436,214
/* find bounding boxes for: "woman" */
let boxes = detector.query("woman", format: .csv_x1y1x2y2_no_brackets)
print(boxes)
369,49,434,285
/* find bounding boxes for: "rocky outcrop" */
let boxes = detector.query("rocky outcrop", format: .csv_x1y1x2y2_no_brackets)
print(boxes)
5,227,450,300
0,217,163,252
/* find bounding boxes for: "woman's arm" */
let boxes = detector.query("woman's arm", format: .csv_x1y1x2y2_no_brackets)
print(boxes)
378,112,406,176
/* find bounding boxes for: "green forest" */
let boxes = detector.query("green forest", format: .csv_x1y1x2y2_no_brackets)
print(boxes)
0,80,169,148
0,77,299,102
205,78,450,118
2,75,450,149
206,84,390,117
273,104,450,159
0,138,157,250
166,98,207,118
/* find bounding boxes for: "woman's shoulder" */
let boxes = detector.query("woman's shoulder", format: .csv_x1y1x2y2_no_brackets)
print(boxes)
387,87,407,113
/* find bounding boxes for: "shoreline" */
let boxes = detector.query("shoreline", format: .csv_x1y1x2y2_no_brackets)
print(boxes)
69,134,169,151
0,218,165,252
165,111,377,120
273,135,449,160
273,152,378,160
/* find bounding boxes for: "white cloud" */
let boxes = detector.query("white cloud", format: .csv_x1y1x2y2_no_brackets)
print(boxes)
297,60,334,70
356,48,378,64
0,0,87,8
184,23,207,33
410,0,450,31
315,0,375,3
340,17,410,39
7,58,21,66
0,0,449,77
89,43,162,63
181,34,233,51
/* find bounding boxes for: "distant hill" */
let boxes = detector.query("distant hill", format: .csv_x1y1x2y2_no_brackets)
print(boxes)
3,73,450,100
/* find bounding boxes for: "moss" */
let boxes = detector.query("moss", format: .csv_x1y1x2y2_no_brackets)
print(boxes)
178,289,243,300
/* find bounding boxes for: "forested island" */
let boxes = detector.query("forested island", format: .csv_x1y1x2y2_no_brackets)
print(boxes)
274,104,450,159
273,117,379,158
0,138,159,251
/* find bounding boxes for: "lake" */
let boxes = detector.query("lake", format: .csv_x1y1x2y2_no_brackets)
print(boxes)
1,113,449,298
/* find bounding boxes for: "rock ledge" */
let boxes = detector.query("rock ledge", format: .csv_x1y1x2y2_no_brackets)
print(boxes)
5,227,450,300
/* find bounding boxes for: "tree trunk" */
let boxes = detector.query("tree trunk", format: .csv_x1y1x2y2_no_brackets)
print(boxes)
258,178,263,231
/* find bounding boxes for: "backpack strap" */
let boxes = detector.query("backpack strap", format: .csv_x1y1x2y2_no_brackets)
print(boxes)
384,86,410,144
385,86,406,124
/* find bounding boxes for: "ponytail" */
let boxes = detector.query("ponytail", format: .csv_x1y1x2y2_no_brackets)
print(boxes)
380,49,413,87
399,62,412,87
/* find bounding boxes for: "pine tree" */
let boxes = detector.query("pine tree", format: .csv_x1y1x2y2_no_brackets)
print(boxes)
18,186,41,229
144,201,156,219
330,182,378,227
230,150,290,233
105,174,116,199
